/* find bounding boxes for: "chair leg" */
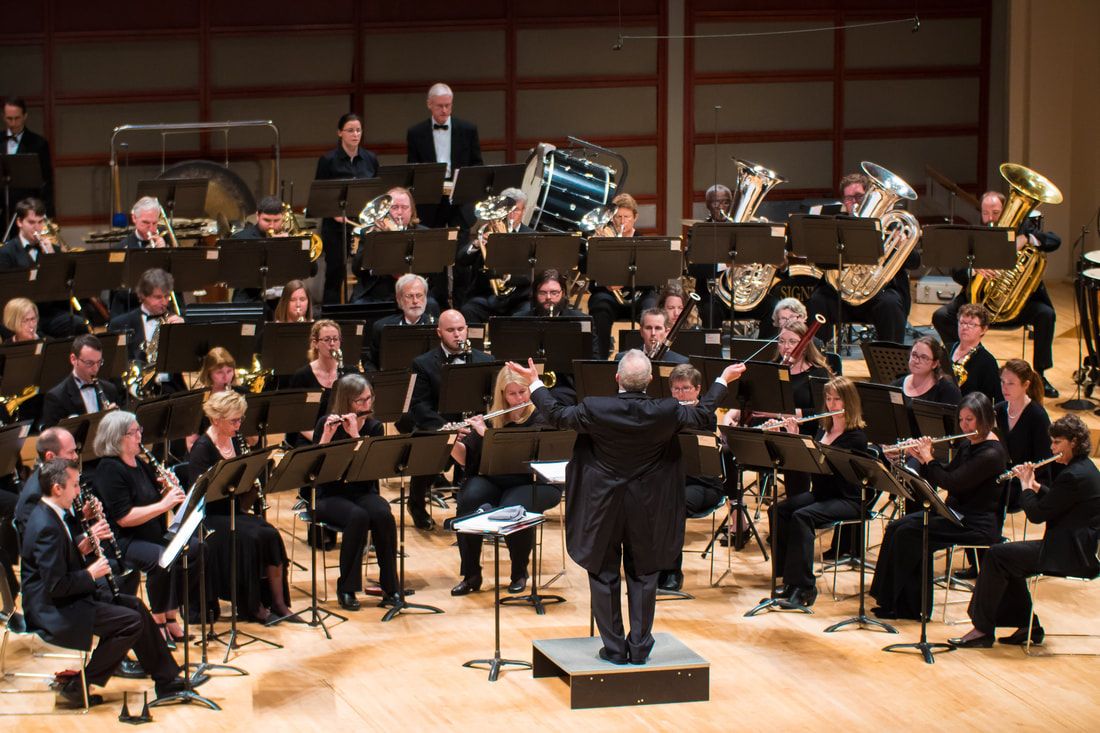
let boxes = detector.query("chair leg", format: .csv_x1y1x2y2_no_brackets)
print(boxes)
1025,575,1040,656
942,547,955,623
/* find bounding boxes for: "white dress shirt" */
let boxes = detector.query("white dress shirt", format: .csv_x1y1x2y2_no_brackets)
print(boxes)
432,117,452,177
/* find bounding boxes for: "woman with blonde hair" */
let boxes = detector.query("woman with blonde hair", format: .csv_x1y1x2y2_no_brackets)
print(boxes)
3,297,39,342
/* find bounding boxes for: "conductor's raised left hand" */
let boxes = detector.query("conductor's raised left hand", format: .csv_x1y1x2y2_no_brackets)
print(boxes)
505,358,540,385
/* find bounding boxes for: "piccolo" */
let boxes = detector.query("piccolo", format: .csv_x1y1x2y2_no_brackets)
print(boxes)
881,431,979,455
440,401,532,431
996,453,1062,484
757,409,844,431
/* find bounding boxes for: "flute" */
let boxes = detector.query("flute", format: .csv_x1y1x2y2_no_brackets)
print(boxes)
996,453,1062,484
440,401,532,431
881,431,979,455
756,409,844,431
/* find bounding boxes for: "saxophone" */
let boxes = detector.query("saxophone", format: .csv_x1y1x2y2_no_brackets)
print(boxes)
952,344,978,387
124,314,168,401
968,163,1063,324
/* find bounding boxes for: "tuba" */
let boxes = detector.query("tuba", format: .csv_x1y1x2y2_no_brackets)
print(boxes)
472,194,519,297
968,163,1063,324
825,161,922,306
273,203,323,262
713,159,788,311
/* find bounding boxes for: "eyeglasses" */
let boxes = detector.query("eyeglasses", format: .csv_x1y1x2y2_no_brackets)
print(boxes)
538,289,563,297
777,339,801,348
909,352,934,363
670,384,697,393
352,396,373,405
222,416,243,424
958,320,984,330
842,195,863,203
76,358,104,368
317,336,342,344
125,426,143,436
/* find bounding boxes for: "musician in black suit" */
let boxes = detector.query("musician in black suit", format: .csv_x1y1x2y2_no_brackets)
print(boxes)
616,308,689,364
40,334,121,430
365,273,438,371
933,190,1061,397
350,186,431,304
106,196,169,316
315,113,380,305
949,415,1100,648
507,352,744,664
458,187,535,322
19,458,194,707
3,97,53,216
0,198,87,338
14,427,78,538
229,194,286,305
403,309,493,530
406,82,483,228
108,268,185,394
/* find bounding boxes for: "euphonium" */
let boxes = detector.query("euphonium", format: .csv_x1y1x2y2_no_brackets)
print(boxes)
581,205,636,305
0,385,40,419
824,161,922,306
968,163,1063,324
713,159,788,311
472,194,519,297
273,202,323,262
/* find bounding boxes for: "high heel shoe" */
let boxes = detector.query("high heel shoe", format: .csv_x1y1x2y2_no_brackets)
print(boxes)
157,624,177,650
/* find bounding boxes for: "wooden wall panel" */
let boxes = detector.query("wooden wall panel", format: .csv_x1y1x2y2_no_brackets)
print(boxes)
55,101,201,156
0,46,45,96
842,136,979,186
362,30,506,81
515,26,658,77
210,34,354,88
693,141,834,192
844,78,980,127
694,82,833,132
208,96,349,148
845,17,981,67
360,90,507,146
693,21,835,72
516,88,658,138
55,41,199,95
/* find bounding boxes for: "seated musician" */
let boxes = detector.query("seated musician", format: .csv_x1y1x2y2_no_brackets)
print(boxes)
366,273,439,371
0,197,88,338
658,281,700,331
272,279,314,323
449,368,561,596
93,410,201,647
109,196,169,317
2,297,38,342
514,268,585,318
14,427,79,537
231,194,286,305
806,172,917,344
458,186,534,324
20,458,196,707
187,391,292,623
350,186,423,305
288,319,345,443
947,303,1003,404
658,364,724,592
310,373,400,612
933,190,1061,398
869,393,1009,620
771,297,826,352
768,376,869,608
109,267,185,395
996,358,1053,515
586,192,659,359
948,415,1100,648
184,346,243,452
891,336,962,405
617,307,689,364
403,310,493,530
40,334,121,430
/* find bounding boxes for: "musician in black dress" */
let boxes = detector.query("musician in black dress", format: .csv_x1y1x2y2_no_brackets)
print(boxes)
949,415,1100,647
288,319,344,444
946,304,1003,405
272,279,313,324
768,376,869,608
770,319,832,497
891,336,963,405
310,373,400,612
449,369,561,596
315,113,379,305
93,411,198,646
870,393,1009,620
187,391,292,622
996,358,1053,508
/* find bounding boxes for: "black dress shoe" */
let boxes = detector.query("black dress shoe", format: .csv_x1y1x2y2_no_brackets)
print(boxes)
658,572,683,592
337,592,360,611
1042,375,1059,398
999,624,1045,646
507,576,528,594
871,606,899,620
948,633,994,648
772,584,795,600
598,647,629,665
115,658,147,679
789,586,818,608
450,577,482,596
952,565,979,581
154,676,197,699
411,513,436,531
58,677,103,707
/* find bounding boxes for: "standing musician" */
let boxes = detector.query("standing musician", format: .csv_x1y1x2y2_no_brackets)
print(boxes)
658,364,724,592
458,186,534,323
315,113,379,305
946,304,1003,405
948,415,1100,648
365,273,438,371
892,336,963,405
273,279,313,324
109,267,185,394
40,334,121,430
3,97,54,217
288,319,345,443
310,373,400,612
806,172,917,344
449,369,559,596
586,193,660,359
617,308,689,364
19,458,196,707
187,391,292,623
869,393,1009,620
685,184,733,329
768,376,869,608
933,190,1061,397
350,186,425,305
506,352,743,664
93,411,200,647
3,297,39,342
403,310,493,530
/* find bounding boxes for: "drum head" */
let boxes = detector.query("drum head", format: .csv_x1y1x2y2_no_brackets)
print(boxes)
1081,267,1100,283
1084,250,1100,267
520,143,555,228
158,159,256,226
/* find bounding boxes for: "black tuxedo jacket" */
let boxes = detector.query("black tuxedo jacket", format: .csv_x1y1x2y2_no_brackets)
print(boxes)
530,380,727,574
406,117,483,174
108,308,184,392
40,373,122,430
1021,456,1100,577
0,236,36,269
19,502,100,650
9,128,54,215
405,347,493,430
367,312,435,371
14,469,84,541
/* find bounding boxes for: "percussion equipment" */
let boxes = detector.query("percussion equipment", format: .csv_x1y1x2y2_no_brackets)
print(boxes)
521,143,619,232
1074,267,1100,395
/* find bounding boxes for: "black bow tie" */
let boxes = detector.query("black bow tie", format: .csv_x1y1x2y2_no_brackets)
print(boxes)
143,311,161,321
433,123,448,131
444,352,463,364
79,382,95,390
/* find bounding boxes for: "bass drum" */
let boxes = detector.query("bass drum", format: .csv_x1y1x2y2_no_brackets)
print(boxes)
521,143,617,232
767,263,823,306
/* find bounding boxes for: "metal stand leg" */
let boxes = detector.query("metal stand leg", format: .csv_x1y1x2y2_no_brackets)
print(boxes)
282,485,347,638
382,478,444,622
462,537,531,681
825,485,898,634
500,516,565,616
745,468,812,617
189,523,247,679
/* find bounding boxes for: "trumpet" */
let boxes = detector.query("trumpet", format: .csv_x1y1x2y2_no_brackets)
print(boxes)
880,431,979,456
756,409,844,431
440,401,533,431
996,453,1062,484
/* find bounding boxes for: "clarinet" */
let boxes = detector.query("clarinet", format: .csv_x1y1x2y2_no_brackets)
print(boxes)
91,379,114,411
233,430,269,516
76,475,129,574
72,483,121,599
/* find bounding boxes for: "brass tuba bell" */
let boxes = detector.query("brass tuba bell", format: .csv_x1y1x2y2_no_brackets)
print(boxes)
472,194,519,297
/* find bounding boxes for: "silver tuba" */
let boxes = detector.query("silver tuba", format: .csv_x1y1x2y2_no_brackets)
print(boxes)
713,159,788,311
824,161,922,306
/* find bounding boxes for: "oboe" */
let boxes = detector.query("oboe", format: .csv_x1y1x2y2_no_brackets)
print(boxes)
997,453,1062,484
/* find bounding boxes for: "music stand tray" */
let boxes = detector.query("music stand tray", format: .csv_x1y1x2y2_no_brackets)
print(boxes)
135,178,210,219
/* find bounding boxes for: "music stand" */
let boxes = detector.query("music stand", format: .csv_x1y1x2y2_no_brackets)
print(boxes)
378,325,439,372
449,164,525,205
307,178,387,303
483,232,580,286
690,356,795,416
911,399,957,461
0,421,32,479
366,370,415,424
258,323,312,379
1,154,43,236
488,317,595,373
136,178,210,221
124,248,222,293
854,382,913,447
0,341,43,406
67,250,128,301
570,359,678,400
668,431,730,595
882,464,963,664
0,269,36,312
358,229,457,276
57,410,115,464
818,446,909,636
266,439,359,637
24,254,82,321
133,388,205,461
345,433,456,622
438,361,505,418
240,389,324,451
587,237,684,328
863,341,912,385
377,163,446,199
729,337,780,362
920,224,1017,297
619,328,723,358
216,238,311,297
153,322,258,378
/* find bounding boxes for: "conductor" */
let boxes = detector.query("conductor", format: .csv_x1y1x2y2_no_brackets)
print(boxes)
506,351,744,664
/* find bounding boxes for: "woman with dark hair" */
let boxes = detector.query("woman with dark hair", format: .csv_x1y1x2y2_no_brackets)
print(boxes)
869,393,1009,620
947,303,1002,404
315,113,379,304
995,358,1053,513
891,336,962,404
273,279,313,323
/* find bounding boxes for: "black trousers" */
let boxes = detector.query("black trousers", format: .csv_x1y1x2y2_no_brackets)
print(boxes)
320,219,349,305
85,594,181,687
455,475,561,582
807,284,907,343
664,480,724,574
587,288,659,359
313,490,398,594
967,540,1044,634
770,493,862,589
933,294,1055,372
122,537,202,615
589,537,658,664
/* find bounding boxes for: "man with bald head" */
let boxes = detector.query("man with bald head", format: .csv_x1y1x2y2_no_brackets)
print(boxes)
403,310,492,529
15,427,79,537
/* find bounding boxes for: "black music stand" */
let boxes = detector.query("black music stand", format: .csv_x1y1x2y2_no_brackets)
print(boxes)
346,433,455,622
97,332,129,382
153,322,258,380
438,361,505,418
854,382,913,447
863,341,911,385
1,154,43,236
0,342,42,415
449,164,525,205
258,323,313,380
307,178,386,303
882,465,963,664
378,325,439,372
0,421,31,481
124,248,222,293
911,399,957,462
729,337,780,363
266,439,359,637
39,338,75,393
241,389,323,451
483,232,580,286
21,254,81,322
67,250,129,304
365,370,415,423
334,320,366,370
619,328,723,358
358,228,457,277
135,178,209,222
587,237,684,328
377,163,446,199
57,410,114,464
479,428,574,614
133,388,205,461
488,317,595,373
0,269,36,311
571,359,677,400
818,446,909,636
920,224,1017,296
690,357,795,417
216,238,312,297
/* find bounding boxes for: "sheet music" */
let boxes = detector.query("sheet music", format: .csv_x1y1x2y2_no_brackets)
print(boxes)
454,509,543,535
159,504,205,569
530,460,568,484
